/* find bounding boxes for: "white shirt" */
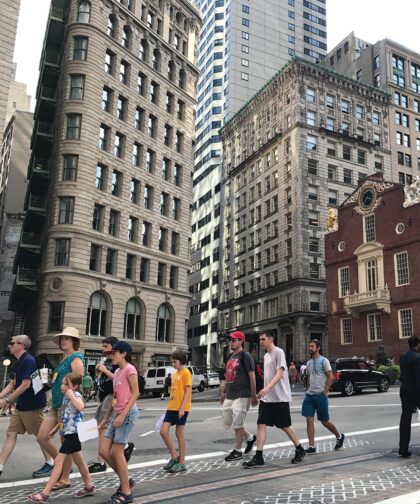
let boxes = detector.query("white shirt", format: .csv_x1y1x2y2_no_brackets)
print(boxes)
261,347,292,403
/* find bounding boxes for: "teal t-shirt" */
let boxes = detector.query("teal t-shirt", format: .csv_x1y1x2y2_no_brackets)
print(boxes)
52,352,84,409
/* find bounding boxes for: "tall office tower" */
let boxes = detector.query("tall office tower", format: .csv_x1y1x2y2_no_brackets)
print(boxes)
219,58,391,362
326,33,420,185
6,64,32,124
189,0,328,367
9,0,201,369
0,0,22,134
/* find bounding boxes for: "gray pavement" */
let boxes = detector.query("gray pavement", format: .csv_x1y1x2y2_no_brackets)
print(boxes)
0,385,419,503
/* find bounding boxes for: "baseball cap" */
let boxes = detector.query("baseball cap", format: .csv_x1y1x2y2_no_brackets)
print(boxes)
229,331,245,342
112,341,132,353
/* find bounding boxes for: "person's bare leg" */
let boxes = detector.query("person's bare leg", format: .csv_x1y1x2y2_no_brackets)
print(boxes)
71,451,93,489
234,427,244,450
282,425,301,447
0,430,17,466
175,426,186,464
99,437,118,473
160,423,177,460
256,424,266,451
306,417,315,446
97,429,107,464
111,444,130,495
36,417,59,460
41,453,66,496
321,420,340,438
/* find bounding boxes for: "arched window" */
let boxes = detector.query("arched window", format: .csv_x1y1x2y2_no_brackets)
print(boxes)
168,60,175,82
107,15,117,38
122,25,131,49
178,68,186,90
156,303,172,342
124,298,142,340
77,1,91,23
86,291,108,336
152,49,161,71
139,39,149,62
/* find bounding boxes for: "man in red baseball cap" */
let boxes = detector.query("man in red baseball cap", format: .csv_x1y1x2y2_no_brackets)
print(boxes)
219,331,258,462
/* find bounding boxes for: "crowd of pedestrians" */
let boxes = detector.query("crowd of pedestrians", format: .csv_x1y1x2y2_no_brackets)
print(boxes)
0,328,418,502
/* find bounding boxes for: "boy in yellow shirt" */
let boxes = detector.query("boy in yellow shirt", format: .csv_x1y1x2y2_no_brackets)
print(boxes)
160,350,192,473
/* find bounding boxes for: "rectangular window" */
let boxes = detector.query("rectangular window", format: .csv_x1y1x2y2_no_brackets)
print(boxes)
73,36,88,60
69,75,85,100
48,302,65,332
399,308,413,338
96,163,106,190
142,221,152,246
328,165,337,181
338,267,349,298
309,291,320,311
104,50,115,74
92,204,104,231
98,124,109,150
341,318,352,344
127,216,138,242
143,185,152,209
55,239,70,266
169,266,178,289
111,170,122,197
328,189,338,205
66,114,82,140
62,155,78,181
310,262,319,279
113,133,125,158
160,192,169,216
343,167,352,184
90,244,102,271
308,210,319,227
140,258,150,282
157,262,166,287
366,259,377,292
130,179,139,204
308,158,317,175
145,149,155,173
105,248,117,275
58,197,74,224
309,237,319,253
108,209,119,236
368,313,382,341
126,254,136,279
395,251,409,286
306,134,317,150
343,145,351,161
364,214,375,242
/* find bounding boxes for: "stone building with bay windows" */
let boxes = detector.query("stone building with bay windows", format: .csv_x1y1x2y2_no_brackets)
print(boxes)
325,174,420,361
9,0,201,370
218,57,391,363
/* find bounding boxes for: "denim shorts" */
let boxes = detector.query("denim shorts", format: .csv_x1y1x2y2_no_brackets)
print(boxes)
302,393,329,421
105,407,138,445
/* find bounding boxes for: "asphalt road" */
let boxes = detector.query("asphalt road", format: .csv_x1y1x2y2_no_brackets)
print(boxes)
1,385,420,503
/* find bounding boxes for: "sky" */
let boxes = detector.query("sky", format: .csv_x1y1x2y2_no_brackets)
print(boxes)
13,0,420,108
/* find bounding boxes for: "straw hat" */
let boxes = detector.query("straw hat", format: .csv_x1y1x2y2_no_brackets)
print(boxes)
53,327,82,344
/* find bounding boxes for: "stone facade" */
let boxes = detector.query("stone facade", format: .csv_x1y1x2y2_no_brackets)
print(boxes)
219,57,391,363
9,0,201,370
326,33,420,185
325,174,420,362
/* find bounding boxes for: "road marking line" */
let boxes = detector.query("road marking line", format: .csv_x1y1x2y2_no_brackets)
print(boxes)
205,415,221,421
139,430,155,437
134,451,383,503
0,423,415,489
374,489,420,504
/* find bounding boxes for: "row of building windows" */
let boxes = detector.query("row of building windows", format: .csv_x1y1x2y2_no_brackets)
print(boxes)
50,292,174,343
340,308,413,345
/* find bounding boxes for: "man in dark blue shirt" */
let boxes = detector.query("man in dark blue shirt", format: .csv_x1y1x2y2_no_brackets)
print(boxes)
399,335,420,457
0,335,47,477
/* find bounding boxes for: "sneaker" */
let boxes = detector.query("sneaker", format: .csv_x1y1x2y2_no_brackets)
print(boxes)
32,463,54,478
124,442,135,463
244,435,257,454
224,449,243,462
88,462,107,474
335,434,345,450
399,450,412,458
73,485,95,498
291,445,306,464
169,462,187,473
163,458,179,471
305,446,317,454
243,455,265,469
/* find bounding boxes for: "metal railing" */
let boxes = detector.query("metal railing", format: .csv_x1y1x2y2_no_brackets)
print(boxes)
40,85,57,100
51,6,64,19
21,232,41,247
33,157,50,173
37,121,53,135
45,50,59,65
28,194,46,211
17,267,37,285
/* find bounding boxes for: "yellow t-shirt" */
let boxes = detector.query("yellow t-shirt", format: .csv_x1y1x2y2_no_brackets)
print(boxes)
167,368,192,412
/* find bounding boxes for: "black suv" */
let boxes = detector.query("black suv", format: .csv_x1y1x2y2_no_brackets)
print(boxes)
330,358,389,396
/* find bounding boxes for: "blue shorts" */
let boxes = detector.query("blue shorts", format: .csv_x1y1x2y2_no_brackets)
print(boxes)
302,393,330,421
163,410,189,426
105,407,138,445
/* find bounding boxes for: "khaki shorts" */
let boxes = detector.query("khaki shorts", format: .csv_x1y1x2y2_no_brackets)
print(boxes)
8,408,44,435
221,397,251,430
45,408,59,421
95,394,113,424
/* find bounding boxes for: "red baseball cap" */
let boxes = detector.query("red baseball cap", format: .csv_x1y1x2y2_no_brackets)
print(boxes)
229,331,245,342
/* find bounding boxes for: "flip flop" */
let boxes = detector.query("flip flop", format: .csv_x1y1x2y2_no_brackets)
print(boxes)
28,492,49,502
51,480,71,491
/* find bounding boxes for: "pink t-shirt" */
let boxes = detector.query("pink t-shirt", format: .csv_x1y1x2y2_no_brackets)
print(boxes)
113,363,138,413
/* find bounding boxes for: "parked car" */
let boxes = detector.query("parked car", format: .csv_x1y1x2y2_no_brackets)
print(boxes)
205,372,220,388
330,358,389,396
145,365,206,396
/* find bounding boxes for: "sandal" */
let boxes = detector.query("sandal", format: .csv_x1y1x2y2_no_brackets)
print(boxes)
111,478,135,499
107,493,133,504
51,480,71,491
28,492,49,502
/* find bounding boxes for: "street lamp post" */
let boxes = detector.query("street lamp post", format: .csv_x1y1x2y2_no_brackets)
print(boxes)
2,358,11,390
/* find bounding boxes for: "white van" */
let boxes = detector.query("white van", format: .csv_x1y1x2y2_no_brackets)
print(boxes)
145,365,205,396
